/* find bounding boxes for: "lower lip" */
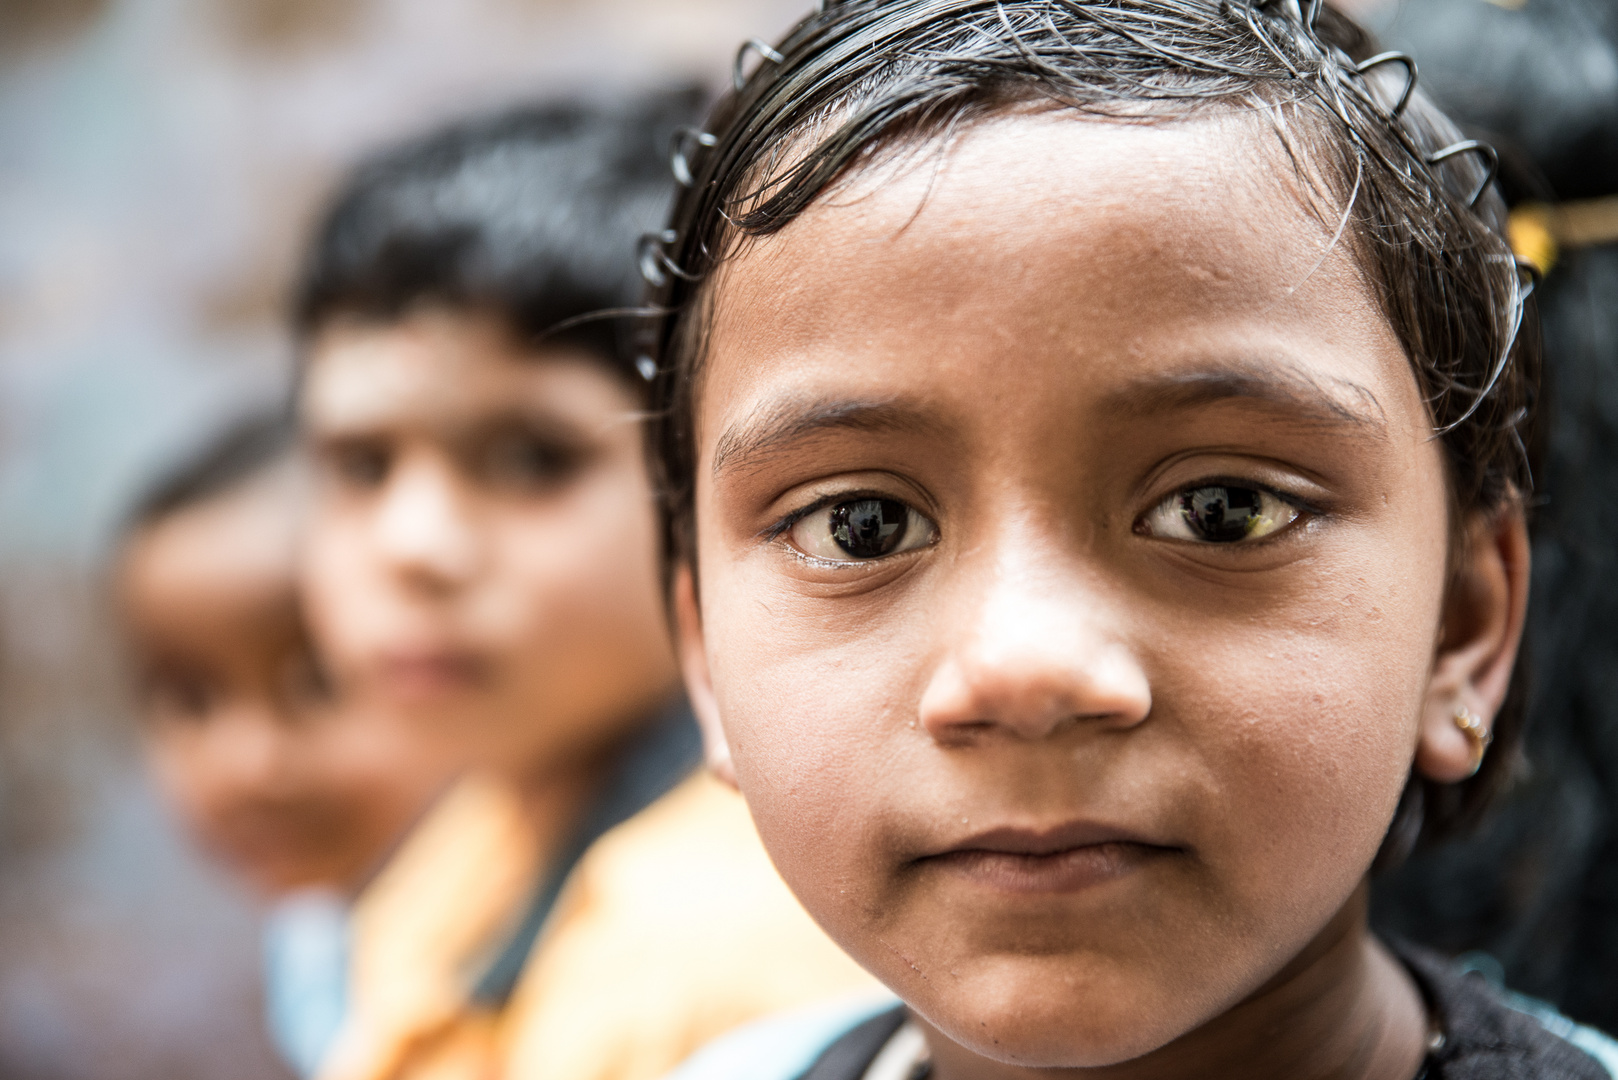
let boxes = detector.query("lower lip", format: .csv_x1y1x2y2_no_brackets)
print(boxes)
922,843,1166,893
378,655,487,699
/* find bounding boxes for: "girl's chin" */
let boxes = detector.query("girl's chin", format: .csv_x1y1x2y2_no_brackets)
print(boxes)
928,1011,1182,1071
903,962,1208,1069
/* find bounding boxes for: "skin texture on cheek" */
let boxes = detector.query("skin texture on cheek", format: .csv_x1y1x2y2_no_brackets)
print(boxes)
684,112,1457,1072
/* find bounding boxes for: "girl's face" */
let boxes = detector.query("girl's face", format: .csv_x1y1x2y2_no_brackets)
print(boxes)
680,114,1525,1068
124,476,450,897
301,312,679,785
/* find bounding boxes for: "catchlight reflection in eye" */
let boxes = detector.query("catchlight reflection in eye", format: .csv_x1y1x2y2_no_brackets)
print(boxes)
788,498,937,561
1141,485,1299,544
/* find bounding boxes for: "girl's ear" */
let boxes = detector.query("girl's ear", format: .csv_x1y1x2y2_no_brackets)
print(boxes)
1415,502,1530,784
674,564,738,789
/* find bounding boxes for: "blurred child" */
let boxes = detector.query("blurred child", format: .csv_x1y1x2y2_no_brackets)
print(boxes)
294,94,876,1080
119,413,454,1076
639,2,1618,1078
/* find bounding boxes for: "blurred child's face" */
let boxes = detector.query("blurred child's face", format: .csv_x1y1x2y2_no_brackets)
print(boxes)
300,311,678,784
678,113,1527,1068
124,474,448,897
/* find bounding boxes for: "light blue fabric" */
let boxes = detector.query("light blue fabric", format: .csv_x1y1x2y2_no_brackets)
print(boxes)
1506,996,1618,1078
662,991,899,1080
263,889,352,1079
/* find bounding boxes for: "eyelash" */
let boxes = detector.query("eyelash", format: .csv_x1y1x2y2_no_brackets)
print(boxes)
762,477,1319,551
1181,476,1318,515
761,490,881,544
1137,476,1320,542
1164,476,1313,508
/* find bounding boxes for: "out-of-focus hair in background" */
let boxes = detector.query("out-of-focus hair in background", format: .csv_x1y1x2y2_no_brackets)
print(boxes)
0,0,1614,1077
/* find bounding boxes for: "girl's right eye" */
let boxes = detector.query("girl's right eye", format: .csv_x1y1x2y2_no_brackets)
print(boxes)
325,440,392,490
146,672,218,725
786,497,938,562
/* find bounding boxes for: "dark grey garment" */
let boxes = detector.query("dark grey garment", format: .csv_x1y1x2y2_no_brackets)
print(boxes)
792,945,1610,1080
1403,944,1610,1080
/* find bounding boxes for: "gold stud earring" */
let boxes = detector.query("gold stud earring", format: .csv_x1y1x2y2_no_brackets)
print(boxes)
1452,705,1492,778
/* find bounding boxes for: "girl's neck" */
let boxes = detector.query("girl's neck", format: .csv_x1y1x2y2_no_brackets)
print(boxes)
508,747,618,869
924,885,1430,1080
504,689,681,866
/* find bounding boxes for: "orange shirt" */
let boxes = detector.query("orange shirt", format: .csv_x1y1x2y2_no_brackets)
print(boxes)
317,771,875,1080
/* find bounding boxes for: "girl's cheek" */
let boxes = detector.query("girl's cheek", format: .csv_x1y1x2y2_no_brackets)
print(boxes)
1167,574,1437,903
707,567,922,872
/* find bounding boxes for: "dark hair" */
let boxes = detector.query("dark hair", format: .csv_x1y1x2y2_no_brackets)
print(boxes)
125,409,295,532
1363,0,1618,1026
643,0,1542,851
294,90,703,385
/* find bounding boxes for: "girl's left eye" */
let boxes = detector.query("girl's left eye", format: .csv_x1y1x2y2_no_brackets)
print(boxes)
1139,484,1301,544
786,497,938,562
479,432,585,491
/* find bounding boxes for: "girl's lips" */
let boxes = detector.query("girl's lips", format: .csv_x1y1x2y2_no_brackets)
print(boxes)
923,843,1168,893
918,822,1179,893
375,650,490,700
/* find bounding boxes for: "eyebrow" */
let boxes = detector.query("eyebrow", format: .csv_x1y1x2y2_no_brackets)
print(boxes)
711,396,947,478
709,362,1386,479
308,402,600,443
1099,362,1388,434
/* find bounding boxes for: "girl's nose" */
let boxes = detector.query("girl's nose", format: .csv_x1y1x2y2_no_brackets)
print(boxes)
372,453,482,592
917,564,1151,744
209,702,290,789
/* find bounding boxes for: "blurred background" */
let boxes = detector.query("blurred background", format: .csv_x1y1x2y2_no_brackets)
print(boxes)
0,0,1614,1077
0,3,809,1076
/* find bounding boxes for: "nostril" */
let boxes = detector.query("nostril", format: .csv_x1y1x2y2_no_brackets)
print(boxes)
930,718,998,746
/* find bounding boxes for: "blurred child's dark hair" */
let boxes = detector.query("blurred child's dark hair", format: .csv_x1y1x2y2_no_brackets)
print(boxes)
294,90,703,388
640,0,1543,856
125,409,296,534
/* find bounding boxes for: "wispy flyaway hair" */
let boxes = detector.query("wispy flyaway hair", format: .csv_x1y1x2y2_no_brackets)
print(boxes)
642,0,1542,850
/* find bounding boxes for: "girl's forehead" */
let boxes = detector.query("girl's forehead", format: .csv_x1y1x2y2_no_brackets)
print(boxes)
697,111,1421,449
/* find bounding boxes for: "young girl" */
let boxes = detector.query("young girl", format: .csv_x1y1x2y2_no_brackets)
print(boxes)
119,413,455,1076
294,95,876,1080
641,1,1618,1078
